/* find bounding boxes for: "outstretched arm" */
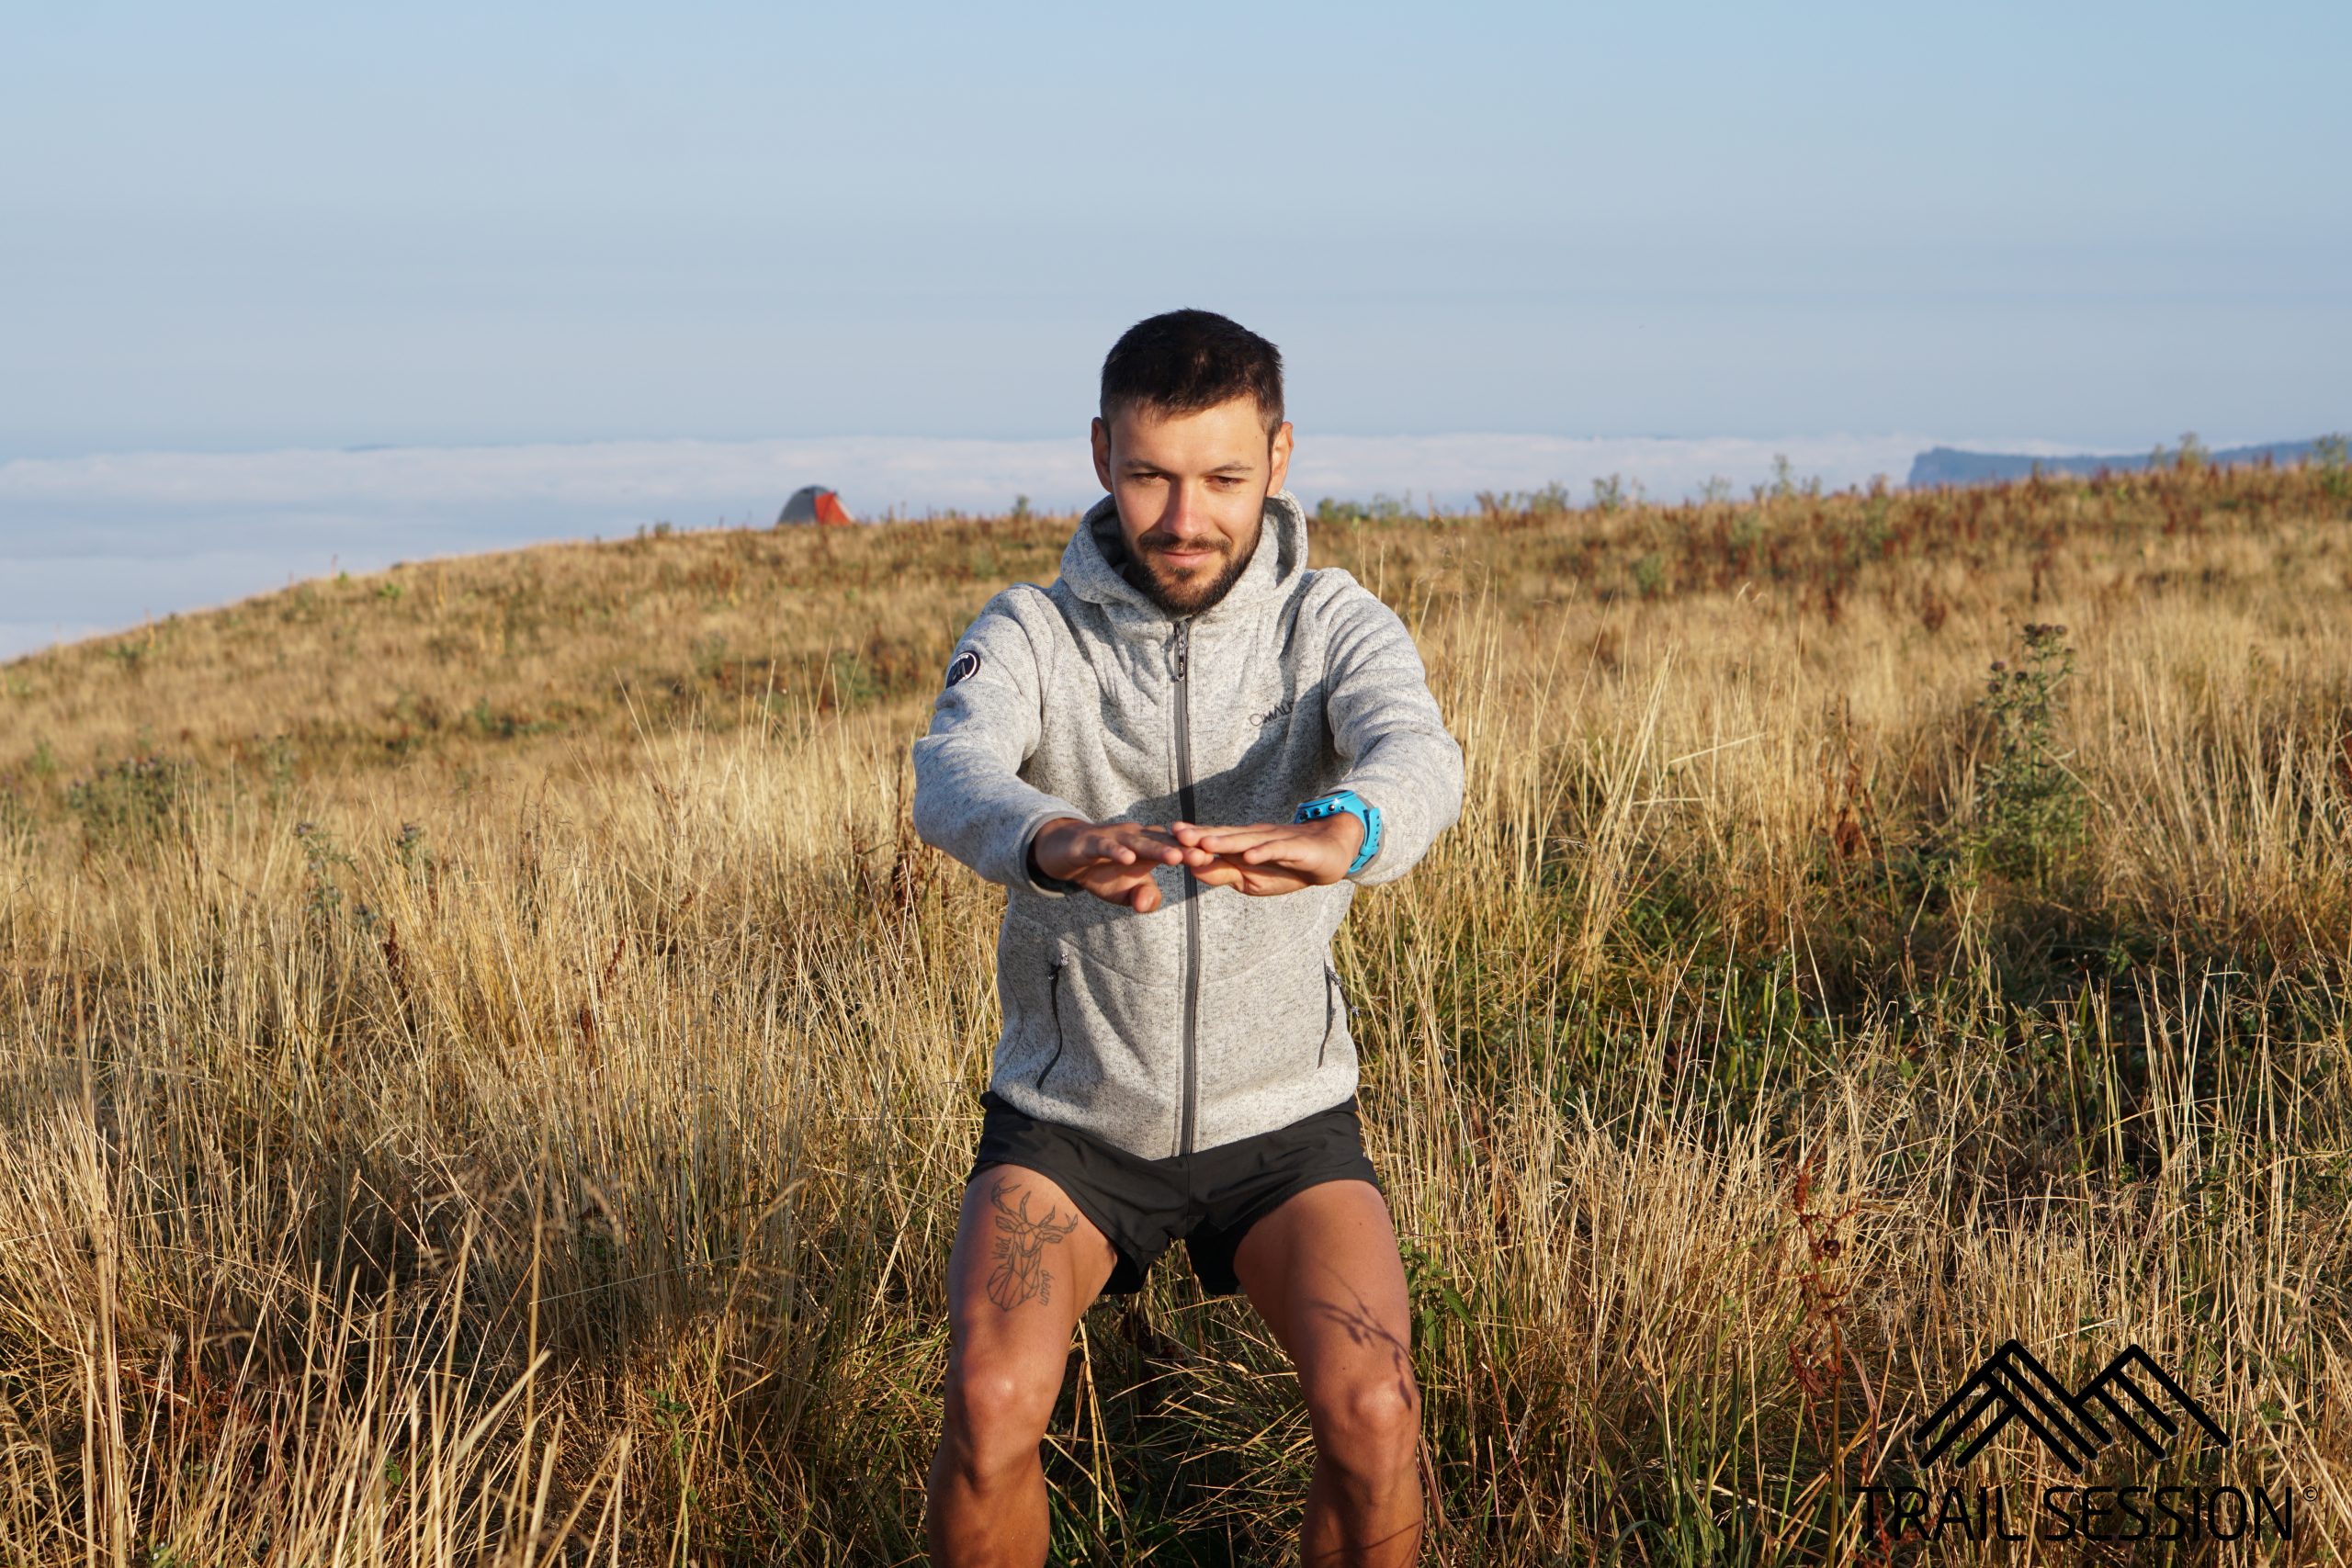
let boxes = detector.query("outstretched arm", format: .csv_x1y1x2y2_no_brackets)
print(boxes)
1319,583,1464,886
910,592,1094,897
910,592,1207,911
1173,581,1464,893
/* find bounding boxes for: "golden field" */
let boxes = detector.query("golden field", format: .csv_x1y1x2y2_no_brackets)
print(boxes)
2,457,2349,1564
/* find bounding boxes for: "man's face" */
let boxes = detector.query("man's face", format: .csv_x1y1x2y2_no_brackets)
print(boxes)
1091,395,1295,618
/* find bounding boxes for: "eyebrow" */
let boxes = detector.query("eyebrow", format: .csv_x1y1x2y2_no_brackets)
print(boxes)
1114,460,1261,479
1122,459,1256,475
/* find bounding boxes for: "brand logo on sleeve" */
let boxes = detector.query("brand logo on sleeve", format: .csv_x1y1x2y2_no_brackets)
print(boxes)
944,648,981,689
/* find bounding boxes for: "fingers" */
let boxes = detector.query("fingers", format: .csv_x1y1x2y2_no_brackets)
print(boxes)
1094,824,1185,865
1086,855,1314,901
1072,820,1331,908
1188,861,1316,896
1068,824,1184,878
1171,820,1293,856
1084,876,1157,913
1202,826,1317,865
1186,861,1251,892
1075,859,1167,913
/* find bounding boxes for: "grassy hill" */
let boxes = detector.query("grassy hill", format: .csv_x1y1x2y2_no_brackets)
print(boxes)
3,460,2349,1562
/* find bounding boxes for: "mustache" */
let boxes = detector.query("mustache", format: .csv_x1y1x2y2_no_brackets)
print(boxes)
1139,536,1225,555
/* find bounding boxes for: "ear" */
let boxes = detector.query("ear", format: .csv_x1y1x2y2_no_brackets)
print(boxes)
1090,417,1114,491
1268,421,1294,495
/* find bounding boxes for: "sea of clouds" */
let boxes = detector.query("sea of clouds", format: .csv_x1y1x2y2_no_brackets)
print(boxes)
0,432,2073,660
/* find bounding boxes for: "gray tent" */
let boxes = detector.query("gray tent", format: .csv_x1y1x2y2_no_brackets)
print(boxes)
776,485,854,526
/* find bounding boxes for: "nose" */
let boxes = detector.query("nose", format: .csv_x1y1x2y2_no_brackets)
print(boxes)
1159,480,1214,545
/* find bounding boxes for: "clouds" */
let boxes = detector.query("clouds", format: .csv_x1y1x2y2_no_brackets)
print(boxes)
1280,434,1985,506
0,430,2040,659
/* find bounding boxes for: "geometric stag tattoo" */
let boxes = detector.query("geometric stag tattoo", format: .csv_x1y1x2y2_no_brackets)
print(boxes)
985,1179,1081,1311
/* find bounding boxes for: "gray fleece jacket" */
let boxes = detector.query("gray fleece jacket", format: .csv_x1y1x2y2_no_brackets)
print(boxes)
910,489,1464,1160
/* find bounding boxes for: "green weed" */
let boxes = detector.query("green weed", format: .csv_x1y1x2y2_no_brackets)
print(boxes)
1966,622,2086,884
63,752,188,850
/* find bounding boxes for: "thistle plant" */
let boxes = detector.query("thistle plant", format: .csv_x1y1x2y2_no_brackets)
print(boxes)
1967,621,2086,882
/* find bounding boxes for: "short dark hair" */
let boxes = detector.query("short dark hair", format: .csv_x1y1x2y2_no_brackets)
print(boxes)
1100,309,1284,439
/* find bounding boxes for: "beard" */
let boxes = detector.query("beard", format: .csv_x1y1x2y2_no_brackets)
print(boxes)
1125,520,1261,617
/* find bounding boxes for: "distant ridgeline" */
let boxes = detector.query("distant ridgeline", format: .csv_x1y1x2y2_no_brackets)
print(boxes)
1908,439,2328,488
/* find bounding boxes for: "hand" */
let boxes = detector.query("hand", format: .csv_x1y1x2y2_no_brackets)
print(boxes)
1031,818,1204,914
1168,813,1365,897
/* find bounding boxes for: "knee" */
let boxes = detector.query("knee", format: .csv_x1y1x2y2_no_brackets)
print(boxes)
939,1359,1055,1487
1312,1372,1422,1484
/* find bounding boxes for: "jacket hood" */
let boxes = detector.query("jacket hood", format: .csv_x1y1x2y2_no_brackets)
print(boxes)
1058,489,1310,635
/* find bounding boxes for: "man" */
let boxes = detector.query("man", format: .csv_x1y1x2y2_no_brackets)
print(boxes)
911,309,1464,1567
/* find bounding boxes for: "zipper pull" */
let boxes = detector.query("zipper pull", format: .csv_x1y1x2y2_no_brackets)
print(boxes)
1173,620,1189,679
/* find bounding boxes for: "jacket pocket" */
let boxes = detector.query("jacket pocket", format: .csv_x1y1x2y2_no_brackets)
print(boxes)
1035,957,1069,1092
1318,961,1340,1069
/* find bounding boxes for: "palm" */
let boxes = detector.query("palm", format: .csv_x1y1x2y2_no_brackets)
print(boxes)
1173,818,1355,896
1035,816,1356,910
1074,861,1170,905
1037,822,1193,913
1192,855,1316,896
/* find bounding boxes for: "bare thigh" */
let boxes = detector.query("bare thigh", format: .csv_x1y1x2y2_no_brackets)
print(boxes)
943,1163,1125,1400
1229,1179,1417,1414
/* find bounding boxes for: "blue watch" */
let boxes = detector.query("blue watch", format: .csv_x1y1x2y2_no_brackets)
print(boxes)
1294,789,1381,876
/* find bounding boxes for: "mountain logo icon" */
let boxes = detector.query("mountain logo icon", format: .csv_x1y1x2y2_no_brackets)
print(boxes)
1915,1341,2228,1475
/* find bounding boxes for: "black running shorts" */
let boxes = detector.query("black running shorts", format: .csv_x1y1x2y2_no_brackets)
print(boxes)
967,1089,1384,1298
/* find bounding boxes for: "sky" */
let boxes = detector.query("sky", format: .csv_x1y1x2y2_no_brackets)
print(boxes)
5,1,2349,655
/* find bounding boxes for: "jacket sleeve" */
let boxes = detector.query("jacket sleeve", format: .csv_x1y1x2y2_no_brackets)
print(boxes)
910,590,1090,898
1322,581,1465,887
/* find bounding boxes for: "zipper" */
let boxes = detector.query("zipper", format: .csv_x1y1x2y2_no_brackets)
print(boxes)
1319,963,1338,1069
1174,617,1200,1156
1036,958,1068,1092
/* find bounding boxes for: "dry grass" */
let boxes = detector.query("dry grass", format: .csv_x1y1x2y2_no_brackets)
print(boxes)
2,458,2349,1563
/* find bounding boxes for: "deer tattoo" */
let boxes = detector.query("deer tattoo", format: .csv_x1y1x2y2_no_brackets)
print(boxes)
986,1179,1081,1310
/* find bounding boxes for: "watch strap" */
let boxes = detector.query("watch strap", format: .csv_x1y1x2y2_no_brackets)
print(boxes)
1294,790,1381,876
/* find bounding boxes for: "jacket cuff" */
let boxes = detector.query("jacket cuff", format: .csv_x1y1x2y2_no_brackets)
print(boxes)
1019,810,1086,897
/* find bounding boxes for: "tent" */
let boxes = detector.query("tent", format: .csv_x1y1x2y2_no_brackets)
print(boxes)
776,485,855,526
